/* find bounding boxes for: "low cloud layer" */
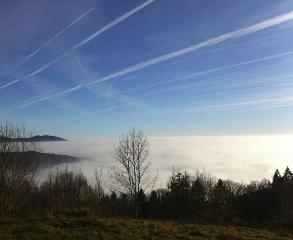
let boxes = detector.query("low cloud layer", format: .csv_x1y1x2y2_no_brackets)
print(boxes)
39,135,293,187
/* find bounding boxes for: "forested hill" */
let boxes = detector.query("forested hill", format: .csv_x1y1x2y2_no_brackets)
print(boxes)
3,151,80,168
35,152,80,168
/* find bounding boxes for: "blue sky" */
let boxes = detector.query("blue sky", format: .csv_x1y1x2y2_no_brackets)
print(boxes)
1,0,293,138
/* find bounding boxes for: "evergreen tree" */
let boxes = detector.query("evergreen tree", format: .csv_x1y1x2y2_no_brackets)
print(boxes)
136,189,147,218
167,171,192,219
190,178,206,219
283,167,293,181
147,190,160,218
211,179,228,221
281,167,293,218
272,169,282,218
272,169,281,185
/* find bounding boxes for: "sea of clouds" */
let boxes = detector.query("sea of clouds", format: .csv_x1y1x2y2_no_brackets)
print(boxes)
39,135,293,188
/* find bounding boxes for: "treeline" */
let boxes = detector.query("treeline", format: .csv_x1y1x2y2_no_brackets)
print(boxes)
1,165,293,227
1,123,292,228
100,168,293,226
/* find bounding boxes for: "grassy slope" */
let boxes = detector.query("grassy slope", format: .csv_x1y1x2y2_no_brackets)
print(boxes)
0,217,292,240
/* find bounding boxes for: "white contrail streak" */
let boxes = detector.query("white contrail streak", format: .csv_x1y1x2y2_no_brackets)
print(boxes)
74,0,155,48
182,52,293,80
99,73,293,114
152,96,293,115
0,7,94,76
86,11,293,86
0,0,155,90
4,10,293,112
142,73,293,99
121,51,293,94
150,23,293,71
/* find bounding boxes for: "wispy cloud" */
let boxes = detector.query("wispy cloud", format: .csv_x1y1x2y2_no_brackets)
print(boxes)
4,10,293,114
0,0,155,91
76,54,87,76
74,55,152,114
0,7,94,77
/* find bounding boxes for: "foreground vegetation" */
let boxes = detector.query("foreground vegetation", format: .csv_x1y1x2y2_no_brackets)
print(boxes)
0,217,292,240
1,123,293,239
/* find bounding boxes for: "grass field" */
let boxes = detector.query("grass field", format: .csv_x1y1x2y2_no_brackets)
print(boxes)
0,217,292,240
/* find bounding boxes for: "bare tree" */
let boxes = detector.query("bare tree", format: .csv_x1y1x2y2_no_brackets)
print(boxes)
94,167,104,200
111,128,157,217
0,122,39,217
40,168,94,213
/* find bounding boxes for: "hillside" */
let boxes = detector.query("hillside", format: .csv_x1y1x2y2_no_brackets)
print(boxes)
0,217,292,240
35,152,80,168
4,151,80,168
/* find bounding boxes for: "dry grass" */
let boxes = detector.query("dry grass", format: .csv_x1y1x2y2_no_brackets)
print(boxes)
0,217,292,240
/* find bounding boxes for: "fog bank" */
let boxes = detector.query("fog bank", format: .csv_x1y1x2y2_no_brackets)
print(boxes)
39,135,293,187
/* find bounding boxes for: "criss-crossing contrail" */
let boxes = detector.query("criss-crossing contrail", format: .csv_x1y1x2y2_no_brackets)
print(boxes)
0,7,94,77
4,10,293,113
85,11,293,86
0,0,155,91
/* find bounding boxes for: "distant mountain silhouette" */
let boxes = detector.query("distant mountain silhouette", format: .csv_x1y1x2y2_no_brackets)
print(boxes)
27,135,68,142
2,135,68,142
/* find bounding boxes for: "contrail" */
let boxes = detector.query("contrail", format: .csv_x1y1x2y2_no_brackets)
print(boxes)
121,51,293,94
146,23,293,72
101,72,293,114
74,0,155,48
4,51,293,114
86,11,293,86
153,96,293,114
142,73,293,99
0,53,68,90
3,85,82,114
42,93,293,127
182,52,293,80
0,0,155,90
4,10,293,112
99,73,293,113
0,7,94,77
